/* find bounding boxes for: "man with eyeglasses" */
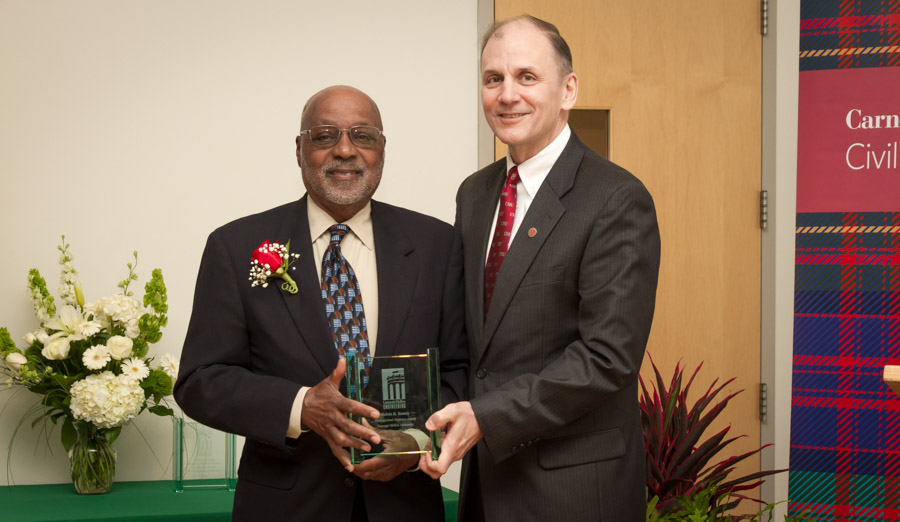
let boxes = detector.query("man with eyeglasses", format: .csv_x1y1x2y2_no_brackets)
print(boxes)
176,85,467,521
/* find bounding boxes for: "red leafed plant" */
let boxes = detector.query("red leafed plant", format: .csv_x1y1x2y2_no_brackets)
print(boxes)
640,354,785,516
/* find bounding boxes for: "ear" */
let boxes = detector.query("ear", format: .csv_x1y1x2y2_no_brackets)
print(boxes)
561,72,578,111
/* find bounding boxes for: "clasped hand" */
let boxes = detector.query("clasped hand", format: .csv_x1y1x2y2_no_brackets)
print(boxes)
301,358,419,480
418,401,483,479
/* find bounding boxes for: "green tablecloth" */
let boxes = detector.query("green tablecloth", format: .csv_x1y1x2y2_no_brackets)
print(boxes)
0,480,459,521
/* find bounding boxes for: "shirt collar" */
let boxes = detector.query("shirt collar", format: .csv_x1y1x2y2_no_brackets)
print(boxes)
307,196,375,251
505,125,571,198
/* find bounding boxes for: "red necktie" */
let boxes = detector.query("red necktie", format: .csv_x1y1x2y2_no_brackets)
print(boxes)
484,166,519,314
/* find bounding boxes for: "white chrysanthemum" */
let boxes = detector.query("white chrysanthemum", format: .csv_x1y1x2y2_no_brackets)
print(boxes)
121,358,149,381
85,295,144,338
83,345,111,370
159,353,179,380
69,371,144,429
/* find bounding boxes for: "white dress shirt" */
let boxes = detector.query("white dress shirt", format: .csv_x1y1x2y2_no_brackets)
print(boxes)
287,198,378,438
485,125,571,263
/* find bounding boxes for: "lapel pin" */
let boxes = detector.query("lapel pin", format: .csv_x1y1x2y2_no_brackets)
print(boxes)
528,227,537,237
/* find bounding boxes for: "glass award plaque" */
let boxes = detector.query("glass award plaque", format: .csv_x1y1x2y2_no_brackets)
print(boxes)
172,417,237,492
345,347,442,465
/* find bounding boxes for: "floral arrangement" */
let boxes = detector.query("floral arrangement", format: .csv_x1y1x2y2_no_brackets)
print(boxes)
0,237,176,493
248,239,300,294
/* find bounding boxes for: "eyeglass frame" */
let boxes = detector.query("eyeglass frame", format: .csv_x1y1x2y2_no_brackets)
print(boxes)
297,125,386,149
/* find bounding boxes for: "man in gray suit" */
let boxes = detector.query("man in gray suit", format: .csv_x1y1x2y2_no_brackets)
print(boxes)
420,15,661,521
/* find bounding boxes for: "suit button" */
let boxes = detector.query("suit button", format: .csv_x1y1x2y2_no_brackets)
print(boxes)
476,368,487,379
344,477,355,487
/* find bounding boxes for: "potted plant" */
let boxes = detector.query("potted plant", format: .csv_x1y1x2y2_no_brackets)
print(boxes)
640,355,801,521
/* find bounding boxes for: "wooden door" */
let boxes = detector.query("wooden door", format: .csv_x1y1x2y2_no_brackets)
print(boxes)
492,0,763,500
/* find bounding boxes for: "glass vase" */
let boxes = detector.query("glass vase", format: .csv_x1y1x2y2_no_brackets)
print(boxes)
69,422,116,495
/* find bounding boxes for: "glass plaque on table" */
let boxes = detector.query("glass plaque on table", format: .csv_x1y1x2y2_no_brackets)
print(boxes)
344,347,442,465
172,417,237,492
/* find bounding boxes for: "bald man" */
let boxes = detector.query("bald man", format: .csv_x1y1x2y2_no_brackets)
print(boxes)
176,85,467,521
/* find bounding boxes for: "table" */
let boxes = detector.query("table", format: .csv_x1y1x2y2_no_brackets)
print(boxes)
0,480,459,521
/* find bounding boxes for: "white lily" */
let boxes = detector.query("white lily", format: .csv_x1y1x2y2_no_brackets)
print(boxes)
46,305,85,336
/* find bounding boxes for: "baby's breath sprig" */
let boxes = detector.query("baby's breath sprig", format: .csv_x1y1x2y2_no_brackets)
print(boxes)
249,240,301,294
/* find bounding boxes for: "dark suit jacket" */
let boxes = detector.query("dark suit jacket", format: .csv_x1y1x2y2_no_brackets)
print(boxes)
456,133,660,522
174,196,467,522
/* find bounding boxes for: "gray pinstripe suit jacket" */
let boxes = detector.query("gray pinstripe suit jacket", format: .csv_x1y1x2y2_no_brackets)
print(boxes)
456,133,661,522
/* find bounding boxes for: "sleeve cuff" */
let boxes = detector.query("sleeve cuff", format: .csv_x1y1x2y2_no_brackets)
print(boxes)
402,429,431,472
286,386,311,439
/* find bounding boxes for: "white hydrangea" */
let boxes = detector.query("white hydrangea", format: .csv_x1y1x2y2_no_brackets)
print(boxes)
85,294,144,338
69,372,145,429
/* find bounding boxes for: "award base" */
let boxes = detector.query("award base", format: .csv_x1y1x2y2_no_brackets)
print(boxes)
345,347,442,465
172,417,237,492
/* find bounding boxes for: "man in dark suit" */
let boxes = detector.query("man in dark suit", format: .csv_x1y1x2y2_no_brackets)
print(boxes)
175,85,467,521
420,16,661,521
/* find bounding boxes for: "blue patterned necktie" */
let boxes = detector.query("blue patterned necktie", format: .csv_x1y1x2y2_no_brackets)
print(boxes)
321,224,370,383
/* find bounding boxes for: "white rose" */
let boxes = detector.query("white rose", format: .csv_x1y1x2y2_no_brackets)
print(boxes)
23,332,36,345
35,330,50,344
106,336,134,360
5,352,27,372
42,337,71,360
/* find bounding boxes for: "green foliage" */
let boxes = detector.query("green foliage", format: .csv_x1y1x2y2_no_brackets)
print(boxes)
27,268,56,320
57,235,73,264
0,327,18,357
117,251,140,296
143,269,168,315
149,404,174,417
136,268,168,352
61,416,77,452
141,368,174,407
647,484,813,521
641,355,786,517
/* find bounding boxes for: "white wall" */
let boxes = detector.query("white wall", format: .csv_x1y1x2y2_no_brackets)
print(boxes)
0,0,480,488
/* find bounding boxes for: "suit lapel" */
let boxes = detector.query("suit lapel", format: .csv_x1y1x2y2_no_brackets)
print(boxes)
372,201,417,358
480,136,585,352
465,162,506,348
277,196,339,376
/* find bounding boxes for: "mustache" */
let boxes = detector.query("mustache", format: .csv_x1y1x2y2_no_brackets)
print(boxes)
323,161,366,174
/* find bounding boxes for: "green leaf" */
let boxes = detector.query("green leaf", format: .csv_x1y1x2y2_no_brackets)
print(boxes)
61,417,76,452
149,405,174,416
105,426,123,445
0,327,19,356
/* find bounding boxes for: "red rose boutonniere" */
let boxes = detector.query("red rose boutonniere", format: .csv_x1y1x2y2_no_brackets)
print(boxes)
249,240,301,294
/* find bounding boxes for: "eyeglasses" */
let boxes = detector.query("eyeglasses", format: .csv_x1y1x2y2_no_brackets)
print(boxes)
298,125,384,149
